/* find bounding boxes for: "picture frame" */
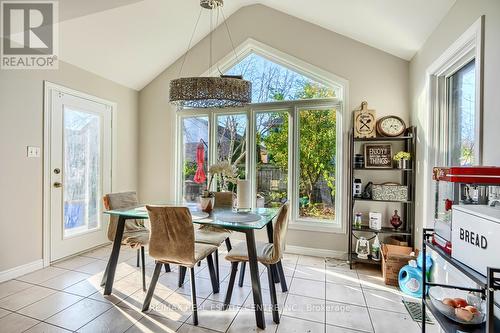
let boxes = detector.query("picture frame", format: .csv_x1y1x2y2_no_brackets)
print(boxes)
364,144,393,169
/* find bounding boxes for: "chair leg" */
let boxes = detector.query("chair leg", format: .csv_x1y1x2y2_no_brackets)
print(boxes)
225,238,232,251
190,267,198,326
238,261,246,287
206,253,219,294
271,265,280,283
142,262,162,311
140,246,146,291
214,249,220,286
136,249,140,267
197,261,201,267
223,262,238,310
164,263,171,273
266,265,280,324
277,261,288,292
178,266,187,287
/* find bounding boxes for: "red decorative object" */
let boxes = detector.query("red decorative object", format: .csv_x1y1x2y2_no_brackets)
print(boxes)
390,210,402,230
194,141,206,184
433,166,500,184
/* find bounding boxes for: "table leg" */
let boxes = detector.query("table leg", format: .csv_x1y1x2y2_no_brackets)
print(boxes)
245,230,266,329
103,216,126,295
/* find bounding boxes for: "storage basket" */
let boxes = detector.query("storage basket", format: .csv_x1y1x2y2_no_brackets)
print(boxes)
372,183,408,201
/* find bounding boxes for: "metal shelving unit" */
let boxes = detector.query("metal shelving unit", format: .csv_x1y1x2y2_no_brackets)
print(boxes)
421,229,500,332
347,127,417,268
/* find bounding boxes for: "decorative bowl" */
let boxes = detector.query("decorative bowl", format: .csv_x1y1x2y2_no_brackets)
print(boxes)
428,287,486,325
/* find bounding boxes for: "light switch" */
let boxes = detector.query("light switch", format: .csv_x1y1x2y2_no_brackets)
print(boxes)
27,146,40,158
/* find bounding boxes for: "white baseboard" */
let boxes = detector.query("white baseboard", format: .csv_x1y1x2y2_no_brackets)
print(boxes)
0,259,44,283
285,245,347,260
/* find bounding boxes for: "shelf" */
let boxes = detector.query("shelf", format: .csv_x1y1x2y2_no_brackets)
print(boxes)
351,254,382,265
424,298,490,333
353,197,413,203
353,135,413,142
352,225,412,235
425,240,488,288
353,167,413,171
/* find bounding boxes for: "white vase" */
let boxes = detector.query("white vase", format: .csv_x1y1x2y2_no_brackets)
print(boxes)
199,197,215,213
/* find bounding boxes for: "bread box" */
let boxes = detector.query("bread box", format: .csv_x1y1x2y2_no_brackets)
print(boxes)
452,205,500,275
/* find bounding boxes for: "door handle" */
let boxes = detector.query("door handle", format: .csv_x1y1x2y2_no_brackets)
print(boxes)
53,182,63,188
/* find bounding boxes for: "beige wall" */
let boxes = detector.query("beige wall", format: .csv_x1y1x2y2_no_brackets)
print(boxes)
138,4,409,253
409,0,500,248
0,60,139,272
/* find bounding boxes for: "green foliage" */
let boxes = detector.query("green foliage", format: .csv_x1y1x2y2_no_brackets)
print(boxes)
261,82,337,210
183,161,197,179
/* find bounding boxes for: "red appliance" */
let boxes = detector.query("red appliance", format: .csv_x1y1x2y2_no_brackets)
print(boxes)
432,166,500,254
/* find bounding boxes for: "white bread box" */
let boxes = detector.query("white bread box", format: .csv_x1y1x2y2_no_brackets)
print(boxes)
452,205,500,275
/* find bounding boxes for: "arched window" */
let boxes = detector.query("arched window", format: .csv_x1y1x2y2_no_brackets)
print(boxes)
225,53,338,103
177,41,346,230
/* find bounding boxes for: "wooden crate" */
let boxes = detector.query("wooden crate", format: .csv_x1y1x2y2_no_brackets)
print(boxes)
381,244,417,286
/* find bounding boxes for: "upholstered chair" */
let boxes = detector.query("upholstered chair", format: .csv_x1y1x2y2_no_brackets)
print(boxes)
179,192,234,287
104,191,156,291
223,203,290,324
142,206,219,326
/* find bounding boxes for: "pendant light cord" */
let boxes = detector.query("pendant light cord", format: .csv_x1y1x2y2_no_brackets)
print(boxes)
178,7,203,77
220,7,240,68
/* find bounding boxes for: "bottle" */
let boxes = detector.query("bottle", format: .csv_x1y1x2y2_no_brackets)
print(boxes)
371,235,381,261
354,212,362,229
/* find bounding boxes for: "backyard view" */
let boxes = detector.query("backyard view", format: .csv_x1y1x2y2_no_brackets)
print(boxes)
181,53,338,221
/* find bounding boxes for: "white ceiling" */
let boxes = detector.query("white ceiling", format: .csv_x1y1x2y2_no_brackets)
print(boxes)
58,0,456,90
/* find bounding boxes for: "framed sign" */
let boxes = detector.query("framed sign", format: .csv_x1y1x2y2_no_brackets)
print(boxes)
364,144,393,168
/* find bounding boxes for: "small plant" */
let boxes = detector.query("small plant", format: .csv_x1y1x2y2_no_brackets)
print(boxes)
202,161,239,197
393,151,411,161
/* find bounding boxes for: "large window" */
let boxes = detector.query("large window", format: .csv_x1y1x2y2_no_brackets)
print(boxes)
177,51,344,227
447,60,476,166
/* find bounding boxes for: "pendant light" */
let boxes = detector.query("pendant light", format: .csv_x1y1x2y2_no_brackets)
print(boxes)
169,0,251,109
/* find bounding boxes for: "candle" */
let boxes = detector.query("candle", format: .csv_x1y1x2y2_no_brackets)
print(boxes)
237,179,251,210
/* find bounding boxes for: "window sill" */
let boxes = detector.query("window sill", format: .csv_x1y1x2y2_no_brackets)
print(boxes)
289,221,345,234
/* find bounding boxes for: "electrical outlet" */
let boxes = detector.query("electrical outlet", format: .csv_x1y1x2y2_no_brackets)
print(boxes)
27,146,40,158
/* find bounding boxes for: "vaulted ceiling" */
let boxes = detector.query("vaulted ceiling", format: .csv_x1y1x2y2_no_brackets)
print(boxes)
58,0,456,90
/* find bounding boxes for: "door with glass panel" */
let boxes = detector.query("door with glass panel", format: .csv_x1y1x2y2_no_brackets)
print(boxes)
50,90,112,261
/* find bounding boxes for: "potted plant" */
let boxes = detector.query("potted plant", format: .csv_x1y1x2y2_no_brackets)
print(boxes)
393,151,411,169
200,161,238,212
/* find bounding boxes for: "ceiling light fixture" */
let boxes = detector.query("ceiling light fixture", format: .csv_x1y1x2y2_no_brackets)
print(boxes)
169,0,251,109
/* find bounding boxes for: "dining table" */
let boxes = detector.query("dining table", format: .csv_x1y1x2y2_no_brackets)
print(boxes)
102,203,281,329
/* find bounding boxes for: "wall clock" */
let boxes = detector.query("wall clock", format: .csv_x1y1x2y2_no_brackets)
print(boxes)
376,116,406,137
354,101,376,138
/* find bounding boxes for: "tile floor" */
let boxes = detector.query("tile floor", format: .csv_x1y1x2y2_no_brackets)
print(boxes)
0,244,438,332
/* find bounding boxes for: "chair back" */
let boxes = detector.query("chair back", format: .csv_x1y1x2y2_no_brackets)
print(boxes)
146,206,196,266
214,192,234,208
271,202,290,263
103,191,146,242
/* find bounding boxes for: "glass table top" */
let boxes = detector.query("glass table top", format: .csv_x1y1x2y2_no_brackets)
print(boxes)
104,203,280,230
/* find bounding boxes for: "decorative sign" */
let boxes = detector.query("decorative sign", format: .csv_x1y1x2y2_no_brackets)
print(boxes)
354,101,376,138
364,144,392,168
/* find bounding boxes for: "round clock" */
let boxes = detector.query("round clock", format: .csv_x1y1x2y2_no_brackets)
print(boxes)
376,116,406,137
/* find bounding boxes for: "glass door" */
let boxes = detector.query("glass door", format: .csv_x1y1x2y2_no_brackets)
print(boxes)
50,90,112,261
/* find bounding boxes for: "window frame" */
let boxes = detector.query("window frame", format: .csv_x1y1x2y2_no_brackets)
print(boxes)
176,98,344,232
422,16,484,228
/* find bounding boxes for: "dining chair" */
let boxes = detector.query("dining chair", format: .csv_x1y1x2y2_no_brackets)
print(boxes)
104,191,161,291
142,206,219,326
222,202,290,324
179,191,233,288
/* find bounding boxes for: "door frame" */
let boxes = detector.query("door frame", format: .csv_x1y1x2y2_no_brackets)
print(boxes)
43,81,116,266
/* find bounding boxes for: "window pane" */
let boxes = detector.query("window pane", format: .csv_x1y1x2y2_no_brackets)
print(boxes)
182,116,209,203
298,109,336,222
225,53,337,103
447,60,476,166
255,112,289,208
216,114,247,191
63,107,101,236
